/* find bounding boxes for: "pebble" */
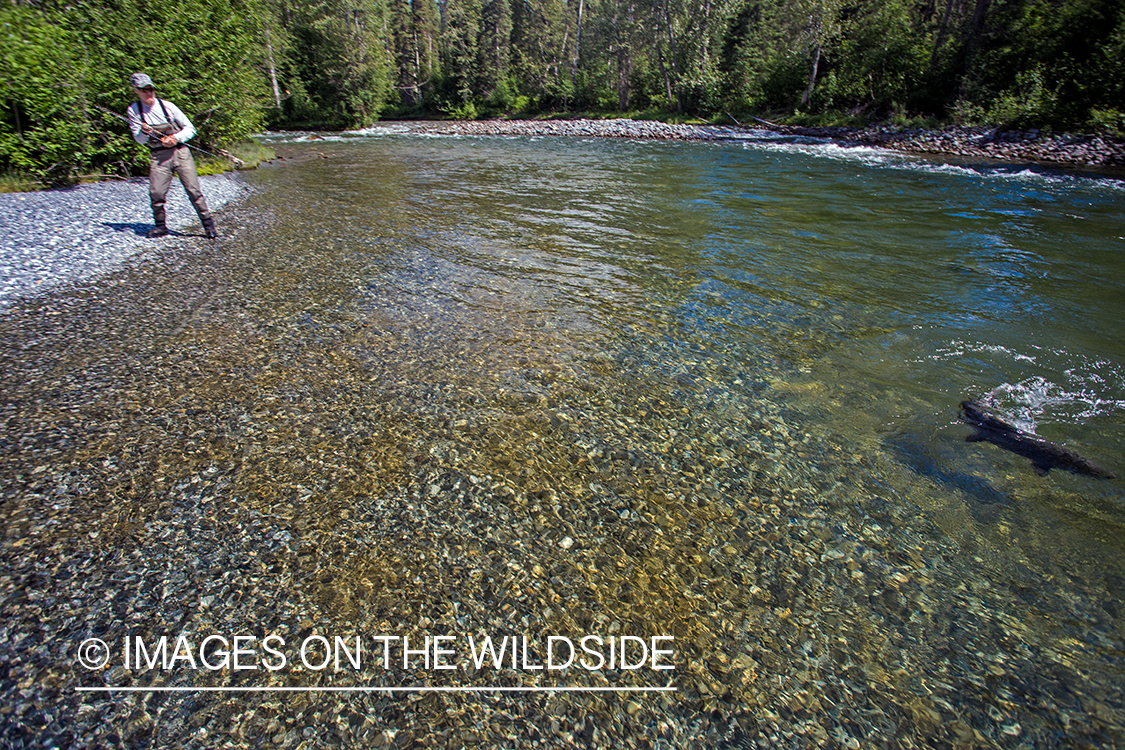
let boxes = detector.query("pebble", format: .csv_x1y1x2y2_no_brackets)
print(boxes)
847,124,1125,167
0,173,249,308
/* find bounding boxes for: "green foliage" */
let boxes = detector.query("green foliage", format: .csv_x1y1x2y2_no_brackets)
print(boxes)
2,0,271,183
813,0,930,116
759,54,809,111
277,0,392,129
950,99,988,127
785,109,867,128
61,0,270,140
984,68,1059,127
3,0,1122,183
440,99,480,120
1088,108,1124,136
229,139,277,166
482,78,529,115
959,0,1124,128
193,156,230,177
194,139,275,176
0,6,86,183
0,170,42,193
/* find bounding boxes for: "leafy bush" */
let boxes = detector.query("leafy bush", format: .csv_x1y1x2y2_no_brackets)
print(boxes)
1088,108,1124,136
985,68,1058,127
440,99,479,121
0,6,85,183
2,0,271,182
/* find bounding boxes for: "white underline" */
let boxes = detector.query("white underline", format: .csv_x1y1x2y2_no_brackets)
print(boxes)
77,685,677,693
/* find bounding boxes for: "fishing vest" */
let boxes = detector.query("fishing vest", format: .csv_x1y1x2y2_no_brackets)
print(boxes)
132,97,177,149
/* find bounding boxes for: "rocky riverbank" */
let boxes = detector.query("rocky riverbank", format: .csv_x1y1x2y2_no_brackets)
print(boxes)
385,118,1125,169
814,123,1125,168
0,173,250,307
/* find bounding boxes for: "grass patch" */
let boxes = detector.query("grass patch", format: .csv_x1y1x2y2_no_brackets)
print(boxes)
229,139,276,166
0,171,42,193
784,111,869,129
195,157,229,177
195,138,277,176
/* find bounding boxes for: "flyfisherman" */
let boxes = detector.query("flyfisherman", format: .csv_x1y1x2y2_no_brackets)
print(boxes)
127,73,218,239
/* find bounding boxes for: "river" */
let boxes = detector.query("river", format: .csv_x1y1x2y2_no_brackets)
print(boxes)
2,127,1123,747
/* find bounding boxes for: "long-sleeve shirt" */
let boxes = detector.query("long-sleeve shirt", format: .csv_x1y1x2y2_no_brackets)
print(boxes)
127,98,197,148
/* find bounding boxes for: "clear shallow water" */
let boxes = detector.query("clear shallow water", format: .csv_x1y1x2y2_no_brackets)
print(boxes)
4,130,1123,746
242,131,1125,741
266,132,1125,474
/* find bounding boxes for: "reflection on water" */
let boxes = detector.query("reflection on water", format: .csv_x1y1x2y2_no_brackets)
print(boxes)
2,132,1123,746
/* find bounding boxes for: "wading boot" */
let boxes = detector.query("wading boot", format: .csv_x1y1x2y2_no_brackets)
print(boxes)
202,217,218,240
149,206,168,238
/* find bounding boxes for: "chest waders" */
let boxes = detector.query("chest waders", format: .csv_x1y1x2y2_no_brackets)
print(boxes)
134,97,218,239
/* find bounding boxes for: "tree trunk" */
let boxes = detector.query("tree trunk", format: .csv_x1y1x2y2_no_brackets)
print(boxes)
617,47,632,110
659,0,682,112
657,40,675,110
698,0,712,73
264,24,282,109
957,0,993,98
570,0,585,89
802,43,821,106
615,1,635,110
928,0,956,72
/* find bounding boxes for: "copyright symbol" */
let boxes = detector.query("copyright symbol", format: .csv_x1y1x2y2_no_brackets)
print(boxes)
77,638,110,670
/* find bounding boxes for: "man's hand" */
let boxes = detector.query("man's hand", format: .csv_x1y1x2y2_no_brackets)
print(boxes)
160,134,179,147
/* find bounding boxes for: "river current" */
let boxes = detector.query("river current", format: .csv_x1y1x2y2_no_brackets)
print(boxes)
3,127,1123,747
244,128,1125,744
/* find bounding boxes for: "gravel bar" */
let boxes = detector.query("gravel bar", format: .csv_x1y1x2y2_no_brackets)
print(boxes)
380,118,1125,168
0,173,250,308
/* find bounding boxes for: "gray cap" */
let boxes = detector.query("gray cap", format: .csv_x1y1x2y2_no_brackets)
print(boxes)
131,72,154,89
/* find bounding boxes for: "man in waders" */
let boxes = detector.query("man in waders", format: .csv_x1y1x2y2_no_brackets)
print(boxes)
127,73,218,239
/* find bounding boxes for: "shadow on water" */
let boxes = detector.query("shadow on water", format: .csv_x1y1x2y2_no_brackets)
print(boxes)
883,429,1012,506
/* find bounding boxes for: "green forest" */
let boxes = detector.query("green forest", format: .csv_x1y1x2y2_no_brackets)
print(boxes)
2,0,1124,183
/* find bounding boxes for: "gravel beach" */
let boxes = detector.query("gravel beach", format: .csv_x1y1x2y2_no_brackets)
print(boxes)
0,173,250,307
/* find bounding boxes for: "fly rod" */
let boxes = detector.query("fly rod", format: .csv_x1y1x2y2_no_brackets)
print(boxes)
92,103,245,167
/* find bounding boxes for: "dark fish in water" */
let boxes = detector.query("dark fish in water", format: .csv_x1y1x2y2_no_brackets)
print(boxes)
959,399,1115,479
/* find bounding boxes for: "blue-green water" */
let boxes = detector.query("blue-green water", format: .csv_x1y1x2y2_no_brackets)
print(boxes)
241,128,1125,742
3,128,1123,746
262,130,1125,493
